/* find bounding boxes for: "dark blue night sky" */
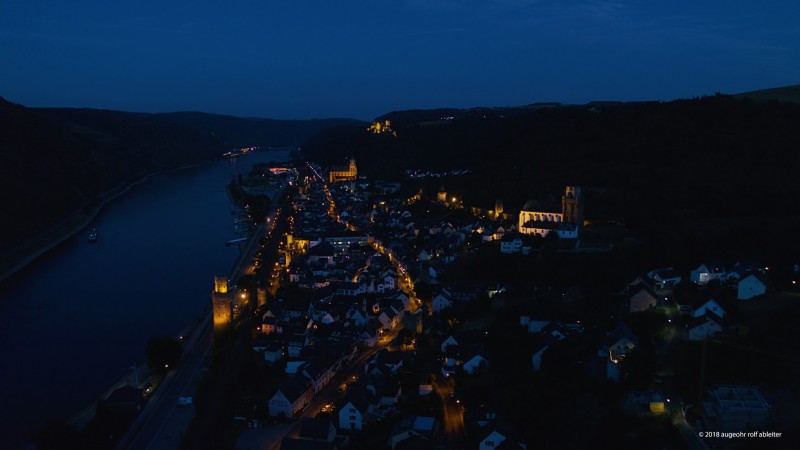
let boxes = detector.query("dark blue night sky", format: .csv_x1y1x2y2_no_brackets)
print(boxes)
2,1,799,119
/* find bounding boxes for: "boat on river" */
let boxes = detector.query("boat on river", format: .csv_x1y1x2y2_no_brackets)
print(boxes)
88,228,98,243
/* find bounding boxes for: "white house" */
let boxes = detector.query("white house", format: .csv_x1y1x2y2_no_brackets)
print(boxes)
690,263,727,285
377,308,402,331
269,379,312,418
339,397,371,431
687,312,724,341
500,232,523,254
737,273,767,300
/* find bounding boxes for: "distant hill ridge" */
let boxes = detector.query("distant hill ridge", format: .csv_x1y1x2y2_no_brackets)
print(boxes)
734,84,800,103
0,97,359,277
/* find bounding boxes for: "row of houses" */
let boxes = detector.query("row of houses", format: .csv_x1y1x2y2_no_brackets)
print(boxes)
268,341,358,418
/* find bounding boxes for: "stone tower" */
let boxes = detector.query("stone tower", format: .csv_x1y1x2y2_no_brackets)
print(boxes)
495,200,504,217
561,186,584,226
211,276,233,340
437,185,447,203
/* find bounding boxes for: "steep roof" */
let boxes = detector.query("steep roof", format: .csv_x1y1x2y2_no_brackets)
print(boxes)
687,309,724,330
309,241,335,257
521,199,560,213
603,322,639,348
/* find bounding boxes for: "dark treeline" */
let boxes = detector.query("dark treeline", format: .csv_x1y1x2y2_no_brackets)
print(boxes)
0,97,357,256
303,95,800,267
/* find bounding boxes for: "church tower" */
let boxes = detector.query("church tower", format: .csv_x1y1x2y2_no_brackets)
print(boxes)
348,158,357,177
211,276,233,341
562,186,584,226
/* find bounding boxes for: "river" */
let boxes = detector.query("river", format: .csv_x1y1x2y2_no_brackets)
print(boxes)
0,148,292,449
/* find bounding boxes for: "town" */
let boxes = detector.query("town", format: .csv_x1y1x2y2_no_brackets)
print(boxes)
193,154,797,450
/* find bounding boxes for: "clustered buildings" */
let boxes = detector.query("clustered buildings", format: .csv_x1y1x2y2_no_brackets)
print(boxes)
219,159,785,449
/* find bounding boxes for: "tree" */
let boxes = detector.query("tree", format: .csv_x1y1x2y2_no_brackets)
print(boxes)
145,336,182,371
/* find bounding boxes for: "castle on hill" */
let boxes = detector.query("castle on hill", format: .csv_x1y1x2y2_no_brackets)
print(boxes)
518,186,584,239
368,120,392,134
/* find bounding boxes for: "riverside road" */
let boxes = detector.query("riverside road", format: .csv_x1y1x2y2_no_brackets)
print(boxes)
117,184,289,450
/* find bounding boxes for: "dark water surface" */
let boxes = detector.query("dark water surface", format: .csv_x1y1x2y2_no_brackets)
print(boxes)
0,149,290,449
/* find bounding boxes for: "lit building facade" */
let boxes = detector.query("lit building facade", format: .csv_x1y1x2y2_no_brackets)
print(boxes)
518,186,584,238
329,158,357,183
211,276,233,339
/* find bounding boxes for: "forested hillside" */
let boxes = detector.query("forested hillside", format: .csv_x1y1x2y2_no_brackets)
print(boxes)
0,98,357,259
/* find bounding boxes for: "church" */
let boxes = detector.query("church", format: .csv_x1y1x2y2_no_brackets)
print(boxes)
517,186,584,238
328,158,357,183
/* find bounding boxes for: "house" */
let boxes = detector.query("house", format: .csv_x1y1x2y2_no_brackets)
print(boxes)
598,323,638,381
269,377,313,418
373,349,404,375
377,308,402,331
693,299,726,319
374,377,402,410
499,232,524,254
308,241,336,266
628,282,659,313
432,290,453,312
359,319,382,347
301,358,336,394
287,334,309,358
479,423,527,450
731,261,765,280
687,311,724,341
336,281,362,297
441,343,489,377
261,315,279,334
463,353,490,375
264,343,284,364
388,416,436,449
440,335,459,353
648,267,682,290
737,273,767,300
297,417,336,442
338,392,373,431
690,263,727,285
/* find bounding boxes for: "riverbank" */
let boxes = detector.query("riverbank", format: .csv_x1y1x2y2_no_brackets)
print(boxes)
0,160,215,285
